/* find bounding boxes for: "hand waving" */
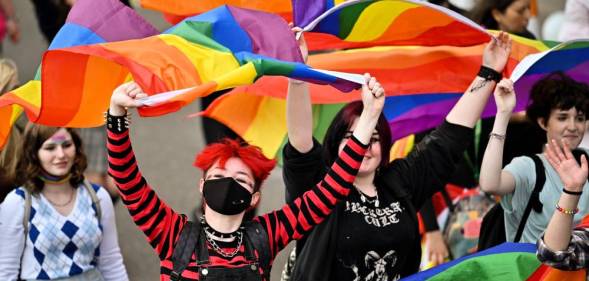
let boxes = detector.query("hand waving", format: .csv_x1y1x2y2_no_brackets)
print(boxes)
545,139,588,193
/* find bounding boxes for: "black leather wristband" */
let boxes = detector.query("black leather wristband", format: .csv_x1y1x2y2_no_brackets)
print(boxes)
477,65,502,83
105,110,130,134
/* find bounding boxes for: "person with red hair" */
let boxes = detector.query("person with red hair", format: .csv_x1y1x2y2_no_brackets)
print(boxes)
106,73,385,281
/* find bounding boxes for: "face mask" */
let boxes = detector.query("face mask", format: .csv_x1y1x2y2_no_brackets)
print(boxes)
203,177,253,215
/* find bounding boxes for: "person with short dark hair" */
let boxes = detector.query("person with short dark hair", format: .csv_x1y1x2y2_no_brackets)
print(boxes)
105,72,385,280
480,72,589,244
0,125,128,280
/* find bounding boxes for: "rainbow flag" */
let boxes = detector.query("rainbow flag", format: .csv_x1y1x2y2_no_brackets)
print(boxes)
34,4,360,127
402,242,584,281
0,0,158,147
294,0,491,51
511,39,589,110
201,35,551,157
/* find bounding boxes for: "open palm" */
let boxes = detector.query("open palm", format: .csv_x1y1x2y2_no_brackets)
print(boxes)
545,139,588,192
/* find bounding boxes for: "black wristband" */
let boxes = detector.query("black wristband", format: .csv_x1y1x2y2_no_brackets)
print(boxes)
105,110,130,134
477,65,502,83
563,188,583,196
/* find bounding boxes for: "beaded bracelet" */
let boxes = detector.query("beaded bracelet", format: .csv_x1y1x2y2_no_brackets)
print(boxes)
555,203,578,215
105,110,131,134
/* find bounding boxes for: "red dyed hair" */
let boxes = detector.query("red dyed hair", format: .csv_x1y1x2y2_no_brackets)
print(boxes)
194,138,276,192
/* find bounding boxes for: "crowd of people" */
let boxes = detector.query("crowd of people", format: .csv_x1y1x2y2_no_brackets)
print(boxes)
0,0,588,280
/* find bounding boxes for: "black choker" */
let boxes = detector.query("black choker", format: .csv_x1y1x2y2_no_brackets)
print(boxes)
200,218,241,239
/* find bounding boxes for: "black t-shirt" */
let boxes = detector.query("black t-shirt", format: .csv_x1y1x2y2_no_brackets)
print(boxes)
333,189,414,281
282,121,474,280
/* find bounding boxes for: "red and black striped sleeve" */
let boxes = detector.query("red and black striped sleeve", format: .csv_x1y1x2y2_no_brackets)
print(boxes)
255,135,367,259
107,128,187,261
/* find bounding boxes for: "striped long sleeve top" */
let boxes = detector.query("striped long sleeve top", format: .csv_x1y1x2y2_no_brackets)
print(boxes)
107,128,367,281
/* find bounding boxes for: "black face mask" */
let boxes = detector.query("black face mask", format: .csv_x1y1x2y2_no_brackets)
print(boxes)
203,177,253,216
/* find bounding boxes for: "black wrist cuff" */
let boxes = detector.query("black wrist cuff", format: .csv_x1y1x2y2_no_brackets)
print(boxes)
563,188,583,196
477,65,502,83
105,110,130,134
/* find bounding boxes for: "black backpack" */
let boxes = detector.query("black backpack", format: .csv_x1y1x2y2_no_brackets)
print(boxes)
170,220,271,281
478,154,545,250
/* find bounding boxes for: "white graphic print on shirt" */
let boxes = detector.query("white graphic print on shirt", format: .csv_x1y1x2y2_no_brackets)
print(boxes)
346,250,401,281
344,201,403,227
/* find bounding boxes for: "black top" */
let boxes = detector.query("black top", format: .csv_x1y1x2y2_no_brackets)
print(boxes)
282,121,473,280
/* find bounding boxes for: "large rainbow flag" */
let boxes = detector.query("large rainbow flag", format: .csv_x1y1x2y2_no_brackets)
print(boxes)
0,3,364,137
138,0,496,51
402,242,585,281
0,0,158,147
200,34,557,157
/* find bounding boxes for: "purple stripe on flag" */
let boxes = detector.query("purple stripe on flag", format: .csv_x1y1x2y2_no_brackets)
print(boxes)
292,0,328,27
228,6,303,62
67,0,158,42
389,98,457,139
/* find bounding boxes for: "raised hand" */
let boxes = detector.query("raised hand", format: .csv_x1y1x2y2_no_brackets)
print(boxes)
483,31,512,73
361,73,386,118
109,82,148,116
494,78,516,114
545,139,588,193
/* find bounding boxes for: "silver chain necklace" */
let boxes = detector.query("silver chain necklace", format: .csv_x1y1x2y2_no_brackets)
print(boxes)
355,186,380,207
205,229,243,258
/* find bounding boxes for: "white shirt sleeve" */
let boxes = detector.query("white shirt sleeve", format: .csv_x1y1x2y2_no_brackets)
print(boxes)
95,188,129,281
0,190,26,281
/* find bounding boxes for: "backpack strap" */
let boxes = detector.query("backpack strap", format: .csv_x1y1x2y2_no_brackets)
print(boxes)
83,180,102,221
514,154,546,242
171,221,201,281
243,221,271,278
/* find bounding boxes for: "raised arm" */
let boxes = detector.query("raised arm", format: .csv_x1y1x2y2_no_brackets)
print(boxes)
107,82,187,260
479,79,517,195
446,32,511,128
537,139,589,270
259,74,385,256
286,27,313,153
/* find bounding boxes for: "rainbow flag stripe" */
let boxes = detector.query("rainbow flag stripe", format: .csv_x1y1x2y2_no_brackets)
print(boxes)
0,0,158,147
295,0,491,50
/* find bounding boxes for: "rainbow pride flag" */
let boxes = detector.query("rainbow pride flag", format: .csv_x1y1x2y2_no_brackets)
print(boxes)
294,0,491,51
0,3,362,137
0,0,158,147
511,39,589,110
402,242,585,281
35,4,360,126
201,35,553,157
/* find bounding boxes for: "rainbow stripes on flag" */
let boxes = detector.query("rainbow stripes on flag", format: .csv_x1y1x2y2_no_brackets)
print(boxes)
402,242,585,281
0,0,158,147
139,0,292,22
295,0,491,50
201,34,558,157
